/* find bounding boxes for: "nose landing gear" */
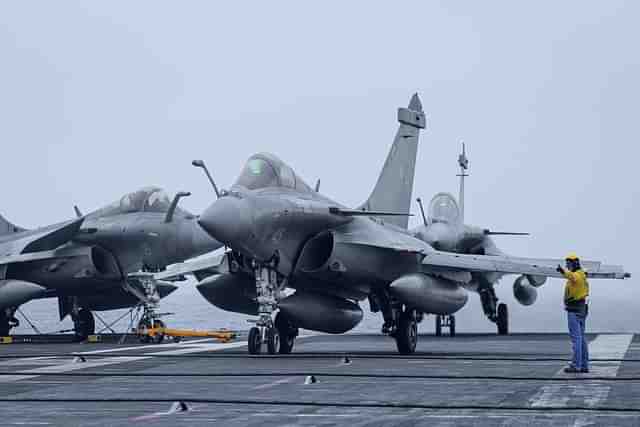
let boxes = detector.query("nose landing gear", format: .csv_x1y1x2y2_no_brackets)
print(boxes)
248,260,296,355
126,272,170,343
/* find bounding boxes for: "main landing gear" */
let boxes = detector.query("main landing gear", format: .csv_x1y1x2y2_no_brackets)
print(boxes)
435,314,456,337
247,261,298,355
395,309,419,354
373,292,423,354
479,285,509,335
71,307,95,341
0,308,19,337
59,296,95,341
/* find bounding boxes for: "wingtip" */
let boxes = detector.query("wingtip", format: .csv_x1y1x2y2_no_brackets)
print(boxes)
408,93,423,112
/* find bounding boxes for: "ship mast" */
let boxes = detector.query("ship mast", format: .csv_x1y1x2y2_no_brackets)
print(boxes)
457,142,469,223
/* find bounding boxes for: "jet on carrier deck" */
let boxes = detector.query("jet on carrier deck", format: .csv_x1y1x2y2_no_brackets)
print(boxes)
0,187,221,338
159,94,630,355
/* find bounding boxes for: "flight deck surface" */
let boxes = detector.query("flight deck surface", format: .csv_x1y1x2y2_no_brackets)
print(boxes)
0,333,638,426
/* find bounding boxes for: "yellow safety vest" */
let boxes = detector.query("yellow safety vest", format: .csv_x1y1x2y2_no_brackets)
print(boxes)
563,269,589,304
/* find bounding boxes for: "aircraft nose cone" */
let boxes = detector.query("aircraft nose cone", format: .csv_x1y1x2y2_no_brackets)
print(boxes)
198,197,251,245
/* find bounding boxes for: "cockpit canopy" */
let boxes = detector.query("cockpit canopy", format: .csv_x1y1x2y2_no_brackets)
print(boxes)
233,153,313,193
91,187,191,218
428,193,460,225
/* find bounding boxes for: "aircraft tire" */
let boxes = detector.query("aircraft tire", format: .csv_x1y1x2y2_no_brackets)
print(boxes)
152,320,165,344
73,309,95,341
275,313,296,354
497,303,509,335
0,318,9,337
279,332,295,354
449,315,456,337
395,312,418,354
266,327,280,355
248,327,262,355
0,315,9,337
435,315,442,337
138,319,152,343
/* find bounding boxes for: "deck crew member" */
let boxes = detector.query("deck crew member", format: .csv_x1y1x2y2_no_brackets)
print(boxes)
556,253,590,373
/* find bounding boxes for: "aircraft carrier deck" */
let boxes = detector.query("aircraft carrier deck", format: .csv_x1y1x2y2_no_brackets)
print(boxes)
0,333,638,426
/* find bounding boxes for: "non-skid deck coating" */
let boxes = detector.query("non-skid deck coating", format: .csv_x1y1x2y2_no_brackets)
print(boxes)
0,333,638,426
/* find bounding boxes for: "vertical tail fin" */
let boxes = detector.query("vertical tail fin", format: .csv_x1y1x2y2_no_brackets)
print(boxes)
0,213,25,236
358,93,426,229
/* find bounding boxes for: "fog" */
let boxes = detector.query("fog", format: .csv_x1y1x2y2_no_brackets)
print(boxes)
1,1,637,334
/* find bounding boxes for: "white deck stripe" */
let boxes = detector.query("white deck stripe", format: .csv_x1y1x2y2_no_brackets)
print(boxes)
78,337,216,354
0,339,247,383
0,356,146,383
529,334,633,408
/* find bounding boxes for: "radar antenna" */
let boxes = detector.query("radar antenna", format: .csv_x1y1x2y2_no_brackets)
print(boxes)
456,142,469,223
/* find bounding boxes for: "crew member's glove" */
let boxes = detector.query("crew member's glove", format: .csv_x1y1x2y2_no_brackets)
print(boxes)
556,265,564,273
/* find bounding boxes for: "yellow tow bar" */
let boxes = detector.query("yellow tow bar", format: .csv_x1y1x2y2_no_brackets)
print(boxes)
139,327,237,343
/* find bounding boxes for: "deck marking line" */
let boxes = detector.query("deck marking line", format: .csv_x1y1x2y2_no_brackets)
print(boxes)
529,334,633,410
252,377,297,390
0,356,146,383
0,340,247,383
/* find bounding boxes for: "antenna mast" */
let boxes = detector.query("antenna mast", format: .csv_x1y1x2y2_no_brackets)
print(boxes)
456,142,469,223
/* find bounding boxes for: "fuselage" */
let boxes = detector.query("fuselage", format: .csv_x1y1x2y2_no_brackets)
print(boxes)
197,154,431,301
4,187,222,300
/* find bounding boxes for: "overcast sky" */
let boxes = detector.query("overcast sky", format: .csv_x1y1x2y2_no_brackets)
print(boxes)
1,1,638,332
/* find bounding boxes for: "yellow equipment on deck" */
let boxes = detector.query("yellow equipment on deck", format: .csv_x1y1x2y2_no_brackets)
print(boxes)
137,326,237,343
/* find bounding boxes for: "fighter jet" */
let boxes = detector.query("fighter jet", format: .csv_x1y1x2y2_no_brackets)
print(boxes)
0,187,221,339
167,94,629,355
410,144,619,336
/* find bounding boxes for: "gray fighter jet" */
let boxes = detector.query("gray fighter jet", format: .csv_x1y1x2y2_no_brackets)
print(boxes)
411,145,599,336
166,94,629,355
0,187,221,338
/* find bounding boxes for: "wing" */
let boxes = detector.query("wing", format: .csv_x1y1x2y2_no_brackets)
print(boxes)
329,207,413,217
421,251,630,280
0,217,84,265
154,253,229,281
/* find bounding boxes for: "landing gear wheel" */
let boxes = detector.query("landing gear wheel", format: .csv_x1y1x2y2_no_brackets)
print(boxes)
449,315,456,337
497,303,509,335
137,318,165,343
275,313,296,354
395,311,418,354
435,315,442,337
266,327,280,355
138,318,151,344
138,319,151,343
73,308,95,341
0,311,11,337
248,326,262,355
151,320,165,344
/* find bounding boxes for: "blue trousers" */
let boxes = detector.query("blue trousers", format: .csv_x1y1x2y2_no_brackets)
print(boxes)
567,311,589,370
